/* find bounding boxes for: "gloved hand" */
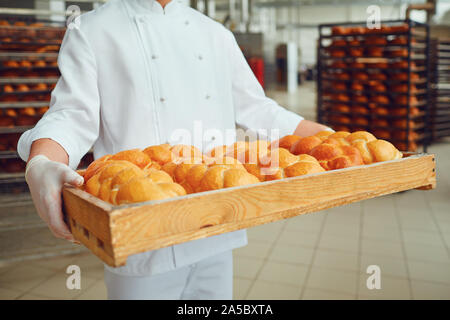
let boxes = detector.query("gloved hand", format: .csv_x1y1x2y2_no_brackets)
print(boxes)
25,155,84,241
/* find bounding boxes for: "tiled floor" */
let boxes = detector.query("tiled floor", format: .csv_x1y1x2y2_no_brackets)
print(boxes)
0,83,449,300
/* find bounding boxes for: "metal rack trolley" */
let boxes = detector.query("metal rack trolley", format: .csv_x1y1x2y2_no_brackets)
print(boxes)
317,19,431,153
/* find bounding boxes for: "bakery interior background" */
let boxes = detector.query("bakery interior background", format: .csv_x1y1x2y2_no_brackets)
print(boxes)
0,0,449,300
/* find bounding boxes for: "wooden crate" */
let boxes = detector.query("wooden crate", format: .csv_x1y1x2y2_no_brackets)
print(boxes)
62,153,436,267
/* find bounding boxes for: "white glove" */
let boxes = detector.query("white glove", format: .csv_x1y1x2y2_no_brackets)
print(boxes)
25,155,84,241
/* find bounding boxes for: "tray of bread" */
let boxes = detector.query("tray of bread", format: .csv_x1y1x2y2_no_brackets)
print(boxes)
62,130,436,267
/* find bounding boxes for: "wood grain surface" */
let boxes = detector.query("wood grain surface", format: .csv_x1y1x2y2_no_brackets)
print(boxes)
63,153,436,267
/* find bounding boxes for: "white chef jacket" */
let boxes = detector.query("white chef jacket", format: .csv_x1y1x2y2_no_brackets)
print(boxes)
18,0,303,276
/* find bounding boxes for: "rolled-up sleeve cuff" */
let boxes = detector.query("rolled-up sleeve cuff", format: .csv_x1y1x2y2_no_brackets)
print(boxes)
273,110,304,138
17,128,80,169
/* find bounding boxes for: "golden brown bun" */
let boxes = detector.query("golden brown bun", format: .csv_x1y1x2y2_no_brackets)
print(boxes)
233,140,270,164
170,144,202,160
270,135,301,151
395,95,418,105
348,40,361,47
371,72,387,81
335,73,350,80
143,144,173,166
393,130,419,141
309,143,364,170
83,155,114,181
0,116,14,127
392,107,419,116
335,94,350,102
166,159,258,194
395,142,417,152
314,131,335,141
354,73,368,81
330,61,347,69
353,94,368,103
372,119,389,127
115,177,186,205
332,82,347,91
392,119,415,129
284,130,401,168
371,95,390,104
332,26,350,35
349,48,364,57
198,165,259,192
331,39,347,47
333,104,350,113
351,82,364,91
367,47,384,57
290,135,323,155
391,49,408,57
109,149,152,169
259,149,325,181
84,157,185,205
365,36,387,45
352,105,368,114
330,50,346,58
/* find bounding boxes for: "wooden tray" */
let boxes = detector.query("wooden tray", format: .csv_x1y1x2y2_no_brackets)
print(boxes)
62,153,436,267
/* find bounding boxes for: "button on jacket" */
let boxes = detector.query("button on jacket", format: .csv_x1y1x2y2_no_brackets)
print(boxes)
18,0,303,276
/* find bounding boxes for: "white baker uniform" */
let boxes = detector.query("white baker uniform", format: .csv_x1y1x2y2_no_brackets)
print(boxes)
17,0,303,298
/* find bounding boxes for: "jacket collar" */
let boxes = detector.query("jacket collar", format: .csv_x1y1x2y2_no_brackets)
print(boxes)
134,0,182,15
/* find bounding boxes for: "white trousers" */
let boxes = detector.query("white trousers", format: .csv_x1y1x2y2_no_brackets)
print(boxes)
104,250,233,300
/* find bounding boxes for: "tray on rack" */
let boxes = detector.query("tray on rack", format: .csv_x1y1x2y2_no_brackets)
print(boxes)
62,152,436,267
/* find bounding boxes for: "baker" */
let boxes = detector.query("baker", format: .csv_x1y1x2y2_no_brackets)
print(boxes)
18,0,330,300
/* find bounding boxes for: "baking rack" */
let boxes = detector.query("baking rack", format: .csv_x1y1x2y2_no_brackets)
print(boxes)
430,38,450,140
317,19,431,152
0,18,94,193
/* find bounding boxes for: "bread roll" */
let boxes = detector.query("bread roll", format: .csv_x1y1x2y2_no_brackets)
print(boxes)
335,73,350,80
143,144,173,166
353,105,368,115
371,72,387,81
109,149,152,169
330,61,347,69
247,148,325,181
309,143,363,170
354,72,368,81
330,50,346,58
290,135,323,155
333,82,347,91
349,48,364,57
351,82,364,91
270,135,301,151
115,177,186,205
84,158,185,204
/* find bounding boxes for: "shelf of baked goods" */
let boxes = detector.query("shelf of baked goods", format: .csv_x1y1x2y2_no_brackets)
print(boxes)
0,101,50,108
61,130,435,267
321,87,428,97
322,39,427,49
321,53,428,61
0,20,65,38
321,96,427,108
0,59,58,70
321,74,428,85
322,28,427,40
0,77,58,84
0,151,94,182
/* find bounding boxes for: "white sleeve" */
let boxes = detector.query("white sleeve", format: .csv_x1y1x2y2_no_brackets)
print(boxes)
17,25,100,169
227,31,303,139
